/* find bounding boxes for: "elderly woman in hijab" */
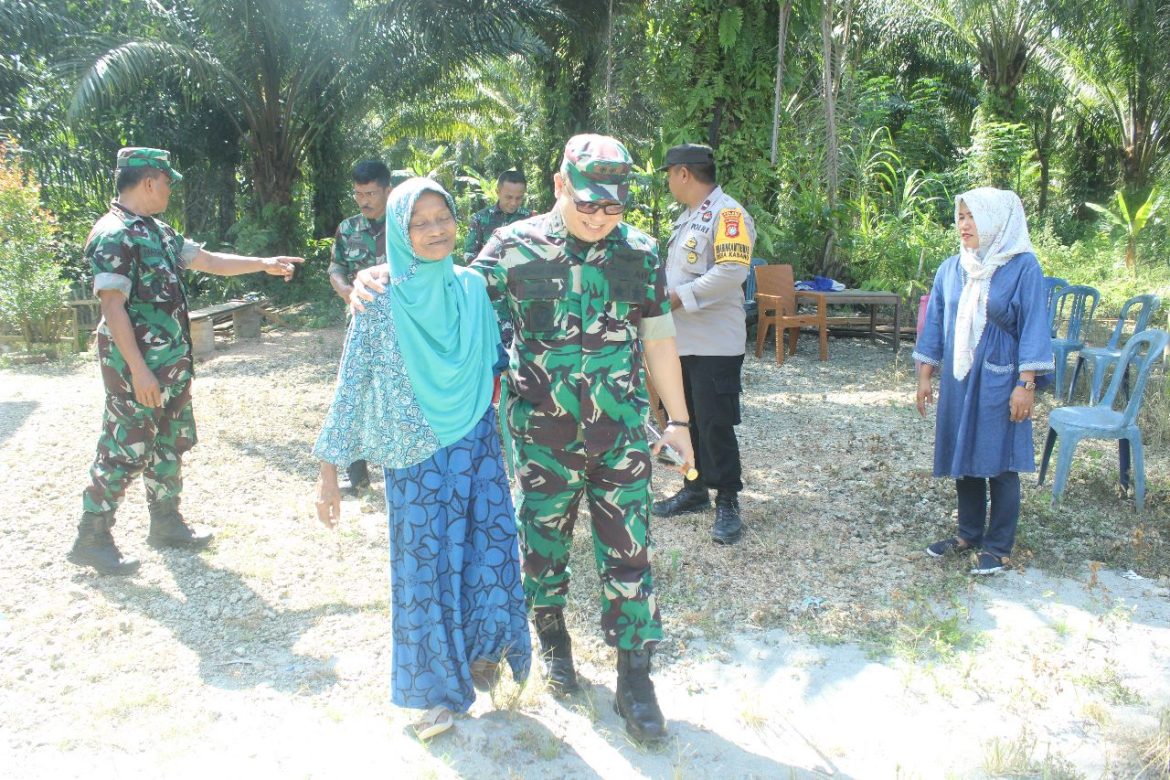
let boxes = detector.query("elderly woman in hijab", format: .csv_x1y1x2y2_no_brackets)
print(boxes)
313,178,531,739
913,187,1054,575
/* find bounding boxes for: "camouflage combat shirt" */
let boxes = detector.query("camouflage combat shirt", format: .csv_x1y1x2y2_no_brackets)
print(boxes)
472,209,675,453
87,201,200,395
463,203,532,263
328,214,386,282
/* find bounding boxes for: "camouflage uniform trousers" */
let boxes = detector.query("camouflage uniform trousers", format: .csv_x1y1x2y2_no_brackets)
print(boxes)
81,379,197,515
511,423,663,651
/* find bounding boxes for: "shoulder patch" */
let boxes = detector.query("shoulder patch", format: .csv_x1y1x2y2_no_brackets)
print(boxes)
713,209,751,266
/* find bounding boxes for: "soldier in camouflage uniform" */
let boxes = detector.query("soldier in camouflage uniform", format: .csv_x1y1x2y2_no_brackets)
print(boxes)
327,160,392,493
352,135,695,744
462,169,531,263
68,147,302,576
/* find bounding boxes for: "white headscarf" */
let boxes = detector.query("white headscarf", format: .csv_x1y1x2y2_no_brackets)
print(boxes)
952,187,1034,380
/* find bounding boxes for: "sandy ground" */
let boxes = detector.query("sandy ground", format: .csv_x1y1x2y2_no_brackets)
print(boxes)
1,325,1168,778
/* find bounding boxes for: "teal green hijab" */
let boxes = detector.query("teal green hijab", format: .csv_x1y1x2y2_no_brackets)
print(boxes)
385,177,498,451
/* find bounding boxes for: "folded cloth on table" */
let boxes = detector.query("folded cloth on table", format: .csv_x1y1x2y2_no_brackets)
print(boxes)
795,276,845,292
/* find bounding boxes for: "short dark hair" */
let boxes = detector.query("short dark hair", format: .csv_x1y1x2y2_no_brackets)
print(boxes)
352,160,390,188
115,165,166,193
682,162,717,185
497,169,526,188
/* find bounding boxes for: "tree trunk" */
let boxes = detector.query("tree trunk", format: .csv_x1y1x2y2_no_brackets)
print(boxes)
770,0,793,166
821,0,838,208
536,42,597,211
308,120,347,240
1033,102,1055,216
708,99,725,148
245,131,300,253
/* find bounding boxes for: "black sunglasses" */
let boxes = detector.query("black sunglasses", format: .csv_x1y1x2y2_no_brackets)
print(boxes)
565,181,625,215
572,199,626,216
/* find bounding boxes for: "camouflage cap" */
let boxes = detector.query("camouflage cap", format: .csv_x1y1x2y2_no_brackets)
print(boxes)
559,134,633,204
116,147,182,182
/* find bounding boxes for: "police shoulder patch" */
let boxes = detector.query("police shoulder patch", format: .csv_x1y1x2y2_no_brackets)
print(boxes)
713,208,751,266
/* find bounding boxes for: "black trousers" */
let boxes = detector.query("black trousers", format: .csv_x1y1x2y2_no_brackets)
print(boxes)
679,354,744,494
956,472,1020,559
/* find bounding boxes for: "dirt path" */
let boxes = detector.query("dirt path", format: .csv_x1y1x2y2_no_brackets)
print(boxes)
2,327,1167,778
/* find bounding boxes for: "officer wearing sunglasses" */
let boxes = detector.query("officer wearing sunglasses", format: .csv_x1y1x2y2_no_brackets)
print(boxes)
471,134,693,745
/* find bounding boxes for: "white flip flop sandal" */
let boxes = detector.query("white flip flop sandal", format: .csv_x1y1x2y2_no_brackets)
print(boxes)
412,706,454,740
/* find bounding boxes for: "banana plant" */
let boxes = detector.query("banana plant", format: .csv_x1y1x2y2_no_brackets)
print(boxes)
1085,187,1163,273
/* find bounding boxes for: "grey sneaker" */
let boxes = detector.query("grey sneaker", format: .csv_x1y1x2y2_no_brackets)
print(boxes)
970,552,1006,575
925,537,970,558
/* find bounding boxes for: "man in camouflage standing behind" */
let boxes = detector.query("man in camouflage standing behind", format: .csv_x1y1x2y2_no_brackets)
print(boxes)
68,147,301,576
461,169,530,263
352,135,694,744
327,160,392,494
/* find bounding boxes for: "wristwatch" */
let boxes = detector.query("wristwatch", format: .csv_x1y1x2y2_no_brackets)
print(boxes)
1016,379,1036,391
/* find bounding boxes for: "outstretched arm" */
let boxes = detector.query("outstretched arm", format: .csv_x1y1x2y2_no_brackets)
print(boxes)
188,248,303,280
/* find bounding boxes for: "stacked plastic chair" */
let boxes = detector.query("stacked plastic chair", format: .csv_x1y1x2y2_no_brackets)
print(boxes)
1049,284,1100,399
1039,328,1169,511
1067,293,1161,403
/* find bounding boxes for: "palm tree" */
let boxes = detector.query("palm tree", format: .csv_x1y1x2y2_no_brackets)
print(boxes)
67,0,560,241
914,0,1053,121
1053,0,1170,202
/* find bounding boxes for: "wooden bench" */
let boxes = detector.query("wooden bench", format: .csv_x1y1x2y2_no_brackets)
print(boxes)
188,299,265,357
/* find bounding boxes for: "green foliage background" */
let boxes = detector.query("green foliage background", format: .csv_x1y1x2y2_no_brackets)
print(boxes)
0,143,70,345
2,0,1169,329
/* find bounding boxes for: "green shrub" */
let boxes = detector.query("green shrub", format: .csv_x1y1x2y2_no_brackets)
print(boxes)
1032,227,1170,324
0,142,69,346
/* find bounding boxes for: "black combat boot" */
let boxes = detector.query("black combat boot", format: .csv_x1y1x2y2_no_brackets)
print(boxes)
147,497,213,550
614,648,667,743
651,480,710,517
711,491,742,544
533,608,581,697
67,512,140,575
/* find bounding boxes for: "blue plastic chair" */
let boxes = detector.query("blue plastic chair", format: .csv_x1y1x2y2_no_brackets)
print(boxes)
1044,276,1068,336
1049,284,1100,399
1068,293,1162,403
1038,328,1169,511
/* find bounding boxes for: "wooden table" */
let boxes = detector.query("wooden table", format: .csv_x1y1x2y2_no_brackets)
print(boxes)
800,289,902,352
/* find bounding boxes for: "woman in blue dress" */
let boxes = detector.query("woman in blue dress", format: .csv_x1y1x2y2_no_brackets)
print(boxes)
313,177,531,738
914,187,1054,574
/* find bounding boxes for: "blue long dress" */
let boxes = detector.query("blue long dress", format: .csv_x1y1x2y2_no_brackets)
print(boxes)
315,293,531,713
913,252,1055,478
